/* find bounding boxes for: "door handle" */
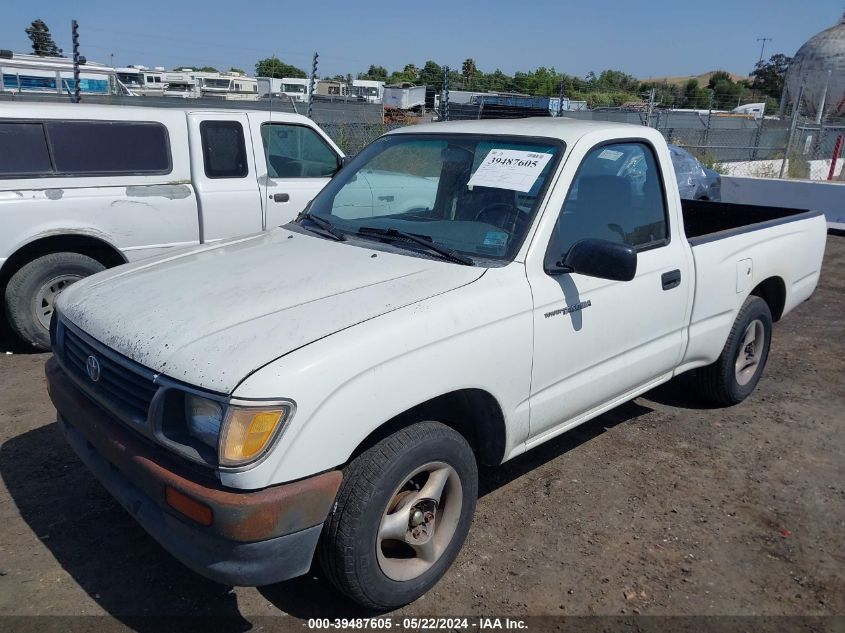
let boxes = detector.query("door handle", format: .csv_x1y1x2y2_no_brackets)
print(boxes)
272,193,290,203
662,269,681,290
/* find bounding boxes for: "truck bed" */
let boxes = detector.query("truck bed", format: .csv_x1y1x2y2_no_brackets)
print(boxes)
681,200,823,245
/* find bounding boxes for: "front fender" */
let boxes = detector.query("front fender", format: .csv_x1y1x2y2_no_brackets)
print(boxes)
221,265,534,489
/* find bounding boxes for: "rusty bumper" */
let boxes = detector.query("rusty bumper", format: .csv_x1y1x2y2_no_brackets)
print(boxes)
45,356,342,586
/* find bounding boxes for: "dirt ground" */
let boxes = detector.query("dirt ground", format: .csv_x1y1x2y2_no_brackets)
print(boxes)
0,237,843,631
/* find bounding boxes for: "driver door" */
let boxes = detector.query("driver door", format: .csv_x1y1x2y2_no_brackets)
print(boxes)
527,140,691,441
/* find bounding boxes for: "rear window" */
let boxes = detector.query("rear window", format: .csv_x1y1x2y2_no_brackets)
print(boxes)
0,120,172,178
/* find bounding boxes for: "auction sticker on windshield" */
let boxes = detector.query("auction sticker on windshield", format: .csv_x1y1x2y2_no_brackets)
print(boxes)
468,149,553,192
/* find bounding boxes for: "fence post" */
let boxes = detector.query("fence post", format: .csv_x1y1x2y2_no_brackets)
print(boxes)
558,78,565,117
779,85,803,179
703,91,714,147
645,87,655,127
442,66,450,121
71,20,82,103
828,135,843,181
307,51,318,119
751,115,764,160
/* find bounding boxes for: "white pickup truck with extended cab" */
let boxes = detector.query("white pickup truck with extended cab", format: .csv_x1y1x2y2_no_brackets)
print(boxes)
45,118,826,610
0,103,343,349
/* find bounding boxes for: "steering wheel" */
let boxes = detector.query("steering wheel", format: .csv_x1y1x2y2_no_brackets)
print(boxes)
474,202,522,234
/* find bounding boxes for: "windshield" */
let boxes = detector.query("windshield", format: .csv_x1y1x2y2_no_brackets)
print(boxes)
304,133,563,262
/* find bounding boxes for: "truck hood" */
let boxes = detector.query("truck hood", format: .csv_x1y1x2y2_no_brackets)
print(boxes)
58,229,485,393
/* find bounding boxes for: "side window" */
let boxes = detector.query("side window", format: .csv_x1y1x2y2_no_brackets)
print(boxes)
0,122,52,175
47,121,171,174
260,124,338,179
200,120,248,179
0,120,170,177
553,142,668,257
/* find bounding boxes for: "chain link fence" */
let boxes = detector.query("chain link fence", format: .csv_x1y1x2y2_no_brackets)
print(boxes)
4,88,844,181
430,88,845,182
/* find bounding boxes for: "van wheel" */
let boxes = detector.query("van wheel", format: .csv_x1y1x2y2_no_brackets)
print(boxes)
319,422,477,610
5,252,104,350
695,295,772,405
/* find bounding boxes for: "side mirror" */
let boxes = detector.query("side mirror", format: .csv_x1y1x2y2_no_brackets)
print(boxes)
338,155,352,169
550,238,637,281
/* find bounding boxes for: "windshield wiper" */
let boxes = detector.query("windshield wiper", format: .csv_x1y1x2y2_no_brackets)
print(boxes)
297,211,346,241
356,227,474,266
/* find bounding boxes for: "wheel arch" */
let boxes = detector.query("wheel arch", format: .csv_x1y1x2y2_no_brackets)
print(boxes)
348,388,508,468
750,276,786,322
0,232,127,290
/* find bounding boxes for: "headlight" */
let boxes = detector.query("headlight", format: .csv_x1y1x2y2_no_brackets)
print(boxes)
181,393,291,467
185,394,224,448
219,406,290,467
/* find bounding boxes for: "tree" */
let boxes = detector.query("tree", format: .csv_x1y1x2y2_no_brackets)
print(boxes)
173,66,218,72
228,67,245,74
595,69,640,93
750,53,791,99
682,78,710,109
707,70,733,89
461,58,477,88
403,64,419,80
255,56,306,79
26,19,62,57
418,60,444,89
366,65,388,81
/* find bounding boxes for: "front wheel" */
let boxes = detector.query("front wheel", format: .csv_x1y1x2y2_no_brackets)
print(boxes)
694,295,773,405
318,422,478,610
4,252,105,350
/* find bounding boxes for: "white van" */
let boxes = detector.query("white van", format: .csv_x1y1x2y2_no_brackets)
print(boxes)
0,102,344,349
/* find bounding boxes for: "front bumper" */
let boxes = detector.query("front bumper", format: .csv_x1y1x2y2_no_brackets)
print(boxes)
45,357,342,586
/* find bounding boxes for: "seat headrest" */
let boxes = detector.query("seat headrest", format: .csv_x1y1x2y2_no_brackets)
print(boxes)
577,175,631,213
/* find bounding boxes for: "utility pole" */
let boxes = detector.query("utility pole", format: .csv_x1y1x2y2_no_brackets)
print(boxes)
756,37,772,64
307,51,318,119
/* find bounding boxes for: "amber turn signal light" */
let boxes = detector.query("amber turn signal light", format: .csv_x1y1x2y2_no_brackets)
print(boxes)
165,486,213,526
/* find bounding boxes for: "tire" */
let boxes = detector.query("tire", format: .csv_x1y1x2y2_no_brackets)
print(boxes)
4,252,105,350
319,421,478,610
694,295,773,405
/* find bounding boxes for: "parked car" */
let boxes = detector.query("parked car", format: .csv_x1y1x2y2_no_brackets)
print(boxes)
669,144,722,201
0,102,343,349
46,118,826,610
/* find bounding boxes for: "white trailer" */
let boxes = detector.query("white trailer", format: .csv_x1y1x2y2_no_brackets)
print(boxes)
383,84,426,110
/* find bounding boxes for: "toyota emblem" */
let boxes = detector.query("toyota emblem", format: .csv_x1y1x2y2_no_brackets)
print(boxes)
86,355,101,382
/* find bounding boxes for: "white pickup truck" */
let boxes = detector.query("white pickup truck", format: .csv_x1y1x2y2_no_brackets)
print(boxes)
45,118,826,610
0,102,343,349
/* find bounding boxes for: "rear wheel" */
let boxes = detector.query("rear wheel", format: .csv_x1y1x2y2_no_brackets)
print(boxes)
694,295,772,405
4,252,104,350
319,421,477,610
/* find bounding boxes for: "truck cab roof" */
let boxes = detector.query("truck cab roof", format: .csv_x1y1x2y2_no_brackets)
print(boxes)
390,116,658,146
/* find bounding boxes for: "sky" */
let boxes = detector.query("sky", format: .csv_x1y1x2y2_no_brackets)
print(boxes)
2,0,843,79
